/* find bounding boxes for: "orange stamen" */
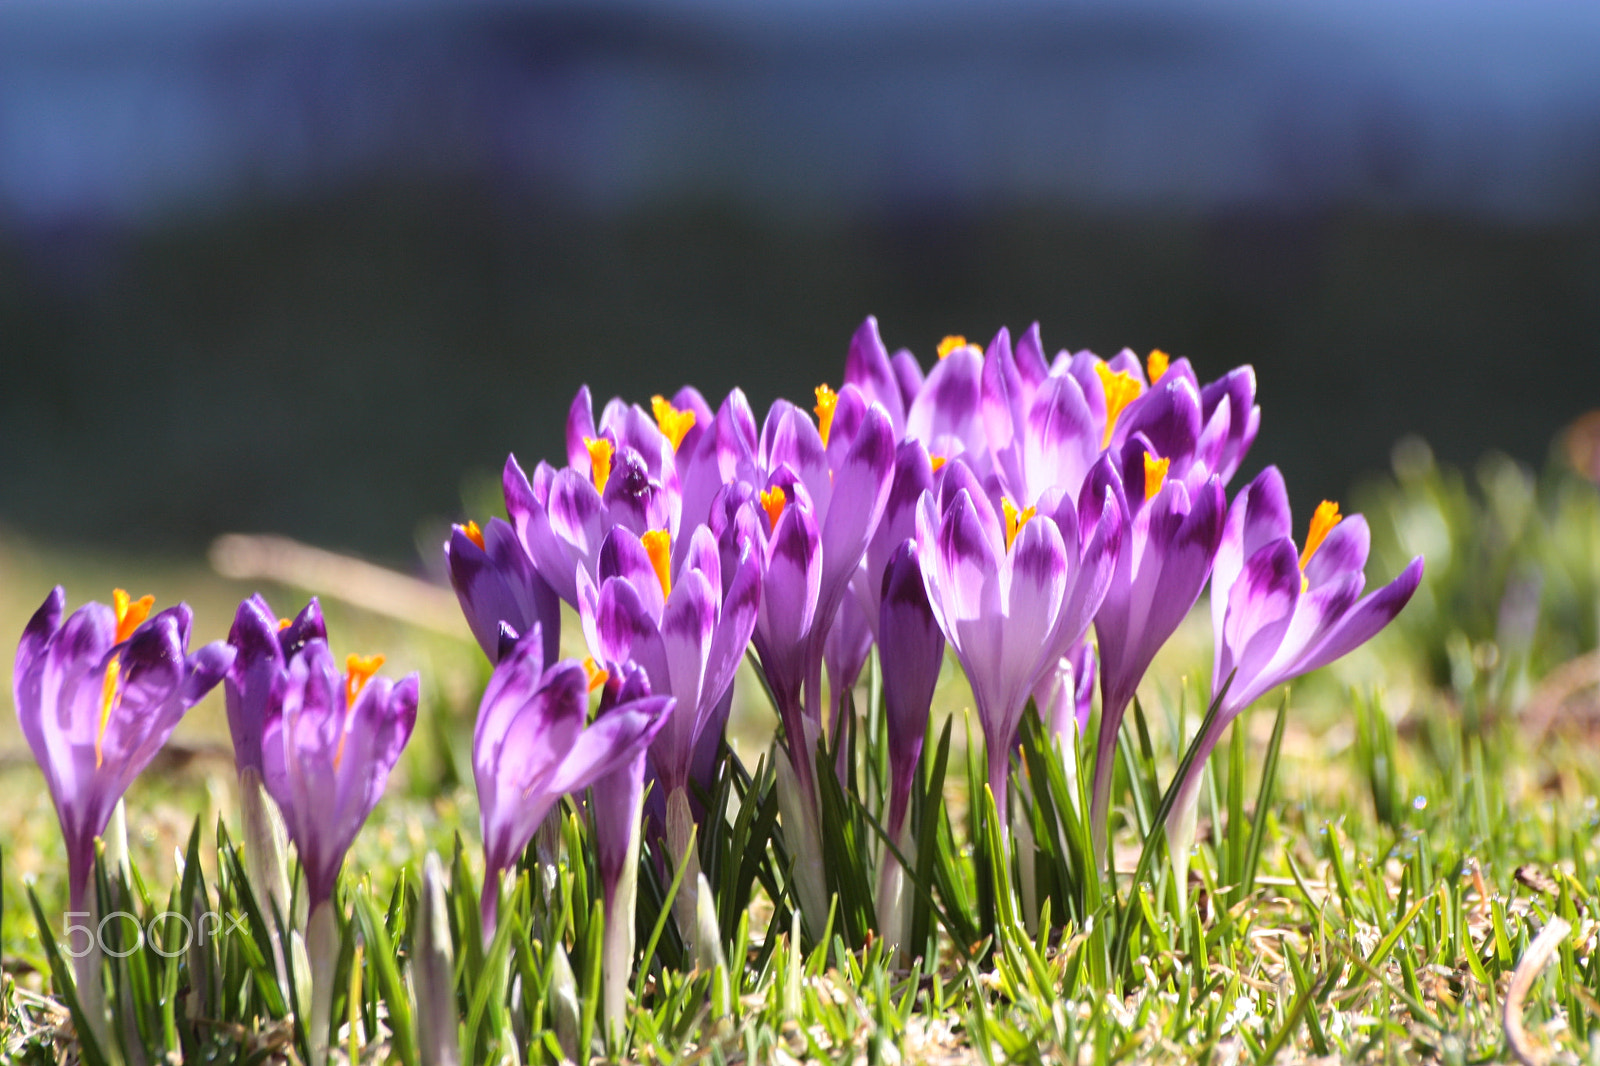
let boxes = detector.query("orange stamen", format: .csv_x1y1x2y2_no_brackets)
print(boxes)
937,336,971,360
1143,453,1171,502
460,520,486,550
759,485,787,531
95,657,121,770
334,653,385,769
111,589,155,644
584,436,614,494
1094,363,1143,448
641,529,672,599
930,454,948,473
1299,500,1342,572
1147,349,1170,383
345,654,385,709
583,657,609,692
814,384,838,448
1001,497,1036,552
278,618,293,631
651,395,697,451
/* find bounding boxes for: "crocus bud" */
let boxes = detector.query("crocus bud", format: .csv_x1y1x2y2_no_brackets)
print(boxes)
414,853,460,1066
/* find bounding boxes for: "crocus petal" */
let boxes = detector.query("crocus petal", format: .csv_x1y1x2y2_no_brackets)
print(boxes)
906,347,987,473
843,316,906,435
16,586,65,683
225,594,284,775
566,385,598,473
1303,514,1371,587
1217,538,1302,693
597,526,665,623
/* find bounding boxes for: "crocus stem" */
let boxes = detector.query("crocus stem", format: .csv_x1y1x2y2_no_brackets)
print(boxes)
773,753,829,941
873,819,915,968
479,870,501,946
238,767,291,988
604,784,646,1051
105,799,131,887
664,788,702,960
1012,787,1040,937
306,899,338,1066
68,876,111,1055
1164,712,1231,912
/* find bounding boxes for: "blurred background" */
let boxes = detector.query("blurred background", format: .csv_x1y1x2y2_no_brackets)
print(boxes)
1,0,1599,564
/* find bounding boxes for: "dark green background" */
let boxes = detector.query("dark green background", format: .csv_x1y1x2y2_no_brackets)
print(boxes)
3,185,1597,564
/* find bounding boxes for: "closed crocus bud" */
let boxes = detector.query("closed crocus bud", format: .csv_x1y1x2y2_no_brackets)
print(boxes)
260,639,417,1066
414,852,460,1066
875,540,944,958
15,587,234,1049
444,517,560,666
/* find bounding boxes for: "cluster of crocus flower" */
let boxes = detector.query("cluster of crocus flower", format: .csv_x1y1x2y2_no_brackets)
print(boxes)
15,586,416,1065
445,313,1422,953
14,314,1422,1057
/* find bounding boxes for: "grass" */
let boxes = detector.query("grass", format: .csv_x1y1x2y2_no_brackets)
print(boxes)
2,444,1599,1064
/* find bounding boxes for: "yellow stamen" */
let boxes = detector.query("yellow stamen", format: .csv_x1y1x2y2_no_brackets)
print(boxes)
584,436,614,493
111,589,154,644
1094,363,1143,448
759,485,787,531
345,654,385,709
814,384,838,448
1299,500,1342,571
937,335,970,360
334,653,385,770
278,618,293,630
930,454,948,473
95,657,121,770
1147,349,1170,383
583,657,609,692
641,529,672,599
460,519,486,550
1001,497,1036,552
1143,453,1171,502
651,395,697,451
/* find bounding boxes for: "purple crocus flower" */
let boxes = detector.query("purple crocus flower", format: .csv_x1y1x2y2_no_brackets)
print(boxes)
1210,467,1425,720
15,587,234,912
225,594,326,776
1083,439,1227,841
445,517,561,665
225,594,326,937
739,389,897,794
1163,467,1422,898
260,639,418,911
915,459,1122,821
473,625,670,935
259,637,415,1066
577,523,760,802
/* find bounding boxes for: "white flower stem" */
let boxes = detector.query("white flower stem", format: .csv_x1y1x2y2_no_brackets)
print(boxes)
603,784,645,1051
305,899,339,1066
